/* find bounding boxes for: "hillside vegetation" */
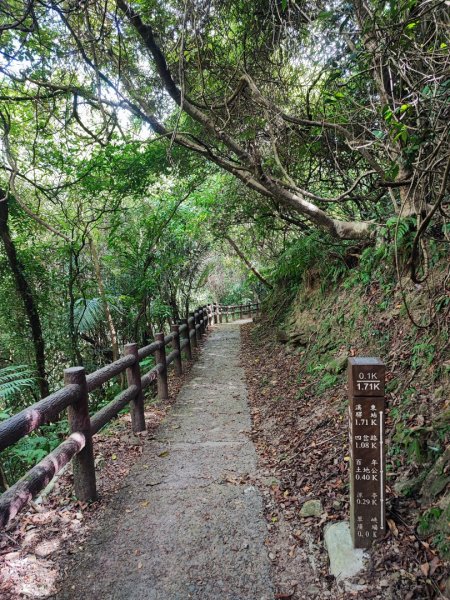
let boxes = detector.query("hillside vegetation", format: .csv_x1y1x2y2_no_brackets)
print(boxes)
279,235,449,540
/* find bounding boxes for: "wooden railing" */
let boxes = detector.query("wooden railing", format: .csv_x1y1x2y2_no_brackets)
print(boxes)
0,302,260,527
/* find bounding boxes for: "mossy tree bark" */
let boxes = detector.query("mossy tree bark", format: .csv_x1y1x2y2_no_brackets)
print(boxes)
0,192,49,398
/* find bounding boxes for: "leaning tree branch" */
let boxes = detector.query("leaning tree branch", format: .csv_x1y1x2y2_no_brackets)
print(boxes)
411,155,450,283
224,235,273,289
115,0,376,241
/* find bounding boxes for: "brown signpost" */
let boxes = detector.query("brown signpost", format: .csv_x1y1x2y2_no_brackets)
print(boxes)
348,357,386,549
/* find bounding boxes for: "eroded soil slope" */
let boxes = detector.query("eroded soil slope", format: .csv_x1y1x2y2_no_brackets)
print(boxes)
241,272,449,600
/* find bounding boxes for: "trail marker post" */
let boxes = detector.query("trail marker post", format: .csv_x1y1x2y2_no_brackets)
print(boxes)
348,357,385,549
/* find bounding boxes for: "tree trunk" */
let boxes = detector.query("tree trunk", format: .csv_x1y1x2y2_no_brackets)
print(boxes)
169,292,180,324
0,194,50,398
68,245,84,365
88,236,119,362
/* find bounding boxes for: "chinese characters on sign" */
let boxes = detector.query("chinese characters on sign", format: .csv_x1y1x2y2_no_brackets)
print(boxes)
348,358,385,549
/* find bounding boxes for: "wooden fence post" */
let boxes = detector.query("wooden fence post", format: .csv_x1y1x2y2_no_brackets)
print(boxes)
247,302,251,318
198,307,204,334
204,306,208,332
194,310,201,344
225,306,229,323
171,324,182,376
198,307,204,336
198,309,203,336
180,319,192,360
219,304,223,324
64,367,97,502
213,303,218,324
124,343,146,433
240,304,243,319
155,333,169,400
189,312,198,348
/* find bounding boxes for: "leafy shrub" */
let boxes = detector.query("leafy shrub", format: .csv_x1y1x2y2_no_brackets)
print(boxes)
0,421,67,491
270,232,350,293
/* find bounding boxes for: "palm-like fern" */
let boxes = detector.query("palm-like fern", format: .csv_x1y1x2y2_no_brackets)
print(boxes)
0,365,36,404
74,297,105,333
74,296,123,333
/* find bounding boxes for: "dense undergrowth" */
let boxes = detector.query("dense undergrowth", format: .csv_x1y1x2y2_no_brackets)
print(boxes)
264,231,449,559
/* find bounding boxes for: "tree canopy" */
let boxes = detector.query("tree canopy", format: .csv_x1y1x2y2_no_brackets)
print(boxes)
0,0,448,405
1,1,449,245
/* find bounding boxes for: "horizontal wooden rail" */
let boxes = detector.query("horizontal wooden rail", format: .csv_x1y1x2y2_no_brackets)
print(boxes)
137,340,161,361
0,302,261,527
164,332,175,345
86,355,136,392
0,385,81,452
141,365,161,389
166,349,179,366
0,433,85,528
90,385,139,435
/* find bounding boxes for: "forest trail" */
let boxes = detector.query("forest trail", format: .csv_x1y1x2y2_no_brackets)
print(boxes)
53,322,274,600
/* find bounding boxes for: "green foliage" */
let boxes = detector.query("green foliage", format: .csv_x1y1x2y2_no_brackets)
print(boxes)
418,506,443,535
393,423,428,463
342,216,420,290
411,341,436,370
417,499,450,559
1,421,67,489
270,233,350,292
13,435,57,466
0,365,37,405
74,298,105,333
139,355,156,374
219,280,254,305
149,299,172,326
316,373,340,393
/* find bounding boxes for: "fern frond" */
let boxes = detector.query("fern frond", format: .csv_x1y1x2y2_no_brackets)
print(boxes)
0,365,36,402
74,297,104,333
196,263,214,288
74,297,123,332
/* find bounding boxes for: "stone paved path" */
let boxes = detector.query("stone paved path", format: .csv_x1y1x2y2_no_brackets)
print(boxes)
55,322,274,600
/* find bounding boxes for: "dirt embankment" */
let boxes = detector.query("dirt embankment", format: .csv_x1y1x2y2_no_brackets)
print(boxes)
240,271,449,599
